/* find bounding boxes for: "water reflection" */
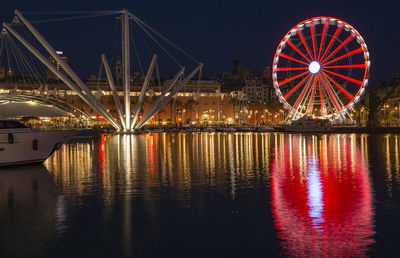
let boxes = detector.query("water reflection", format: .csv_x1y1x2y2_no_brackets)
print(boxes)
2,133,396,256
271,134,375,257
382,134,400,195
0,165,57,257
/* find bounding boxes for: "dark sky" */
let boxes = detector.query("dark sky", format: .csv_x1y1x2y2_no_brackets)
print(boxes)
0,0,398,82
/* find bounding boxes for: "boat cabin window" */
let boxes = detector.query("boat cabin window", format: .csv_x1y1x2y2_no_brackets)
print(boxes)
0,121,27,129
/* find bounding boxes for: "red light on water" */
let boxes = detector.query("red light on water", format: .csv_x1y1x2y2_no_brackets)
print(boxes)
271,135,374,256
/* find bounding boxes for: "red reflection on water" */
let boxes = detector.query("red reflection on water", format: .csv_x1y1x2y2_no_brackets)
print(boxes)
271,135,374,257
99,133,105,178
147,134,157,186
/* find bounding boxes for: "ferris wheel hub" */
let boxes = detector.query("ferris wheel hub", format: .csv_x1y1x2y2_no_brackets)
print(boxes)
309,61,320,74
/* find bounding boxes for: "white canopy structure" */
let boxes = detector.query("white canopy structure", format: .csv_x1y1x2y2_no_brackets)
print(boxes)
0,9,202,132
0,102,70,117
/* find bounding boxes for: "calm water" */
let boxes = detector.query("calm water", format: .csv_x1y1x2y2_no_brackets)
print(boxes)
1,133,400,257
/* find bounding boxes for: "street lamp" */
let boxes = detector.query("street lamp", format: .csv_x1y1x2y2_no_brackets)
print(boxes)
384,104,389,126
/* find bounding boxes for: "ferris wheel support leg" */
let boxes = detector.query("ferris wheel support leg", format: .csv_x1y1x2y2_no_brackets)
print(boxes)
135,67,185,129
102,54,126,130
130,54,157,130
3,22,120,130
13,10,121,130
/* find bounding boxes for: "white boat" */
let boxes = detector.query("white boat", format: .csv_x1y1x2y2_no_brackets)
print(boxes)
0,119,77,167
283,117,332,133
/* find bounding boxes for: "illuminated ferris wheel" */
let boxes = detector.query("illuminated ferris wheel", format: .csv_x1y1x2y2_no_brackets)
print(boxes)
272,17,370,120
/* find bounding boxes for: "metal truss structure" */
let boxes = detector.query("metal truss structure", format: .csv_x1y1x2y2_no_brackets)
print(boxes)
2,9,202,131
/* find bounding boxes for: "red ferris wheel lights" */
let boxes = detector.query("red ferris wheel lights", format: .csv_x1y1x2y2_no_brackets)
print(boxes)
294,74,314,109
319,73,340,111
297,28,314,60
278,70,309,87
310,21,317,60
306,75,317,115
272,16,370,118
320,23,343,62
278,52,309,66
317,19,328,61
317,75,324,116
322,69,363,86
323,64,365,69
284,73,312,99
323,48,363,66
321,71,354,100
275,67,308,71
321,33,355,64
284,39,312,63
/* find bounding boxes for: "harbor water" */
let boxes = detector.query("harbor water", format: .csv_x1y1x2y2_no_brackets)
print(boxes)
1,133,400,257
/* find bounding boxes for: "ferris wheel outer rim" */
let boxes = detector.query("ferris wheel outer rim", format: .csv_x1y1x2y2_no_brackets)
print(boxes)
271,16,370,119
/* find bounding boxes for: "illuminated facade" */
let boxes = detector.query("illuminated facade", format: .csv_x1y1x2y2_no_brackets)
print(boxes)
0,80,242,126
46,51,68,81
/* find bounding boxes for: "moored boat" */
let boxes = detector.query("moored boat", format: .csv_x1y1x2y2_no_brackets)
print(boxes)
257,126,274,132
283,117,332,133
0,119,77,167
202,127,216,133
219,127,236,132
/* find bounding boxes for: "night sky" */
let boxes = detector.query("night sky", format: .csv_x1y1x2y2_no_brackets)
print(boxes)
0,0,398,83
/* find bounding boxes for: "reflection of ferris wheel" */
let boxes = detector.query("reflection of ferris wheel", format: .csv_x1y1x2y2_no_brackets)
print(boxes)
272,17,370,120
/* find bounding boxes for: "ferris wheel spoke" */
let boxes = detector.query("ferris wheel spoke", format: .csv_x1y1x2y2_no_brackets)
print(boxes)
320,23,343,62
296,28,314,60
310,21,317,60
321,33,355,64
276,67,308,71
323,72,347,111
284,39,311,63
321,71,354,100
319,73,340,111
323,47,363,66
317,75,324,116
322,69,363,86
317,19,328,61
323,64,365,69
283,73,311,99
293,74,314,109
278,52,309,65
306,75,317,115
278,70,309,87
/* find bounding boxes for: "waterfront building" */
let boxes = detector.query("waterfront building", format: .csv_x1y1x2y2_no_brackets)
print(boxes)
0,54,288,127
0,78,238,127
46,51,68,82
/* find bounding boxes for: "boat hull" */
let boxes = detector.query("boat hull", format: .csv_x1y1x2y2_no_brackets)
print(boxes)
0,130,77,167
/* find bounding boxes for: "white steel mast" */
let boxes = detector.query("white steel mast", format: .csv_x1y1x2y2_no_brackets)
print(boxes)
121,9,131,131
130,54,157,130
12,10,121,129
102,54,126,130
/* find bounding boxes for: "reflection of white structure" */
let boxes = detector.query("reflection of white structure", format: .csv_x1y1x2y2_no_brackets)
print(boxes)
307,156,324,230
0,165,57,257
